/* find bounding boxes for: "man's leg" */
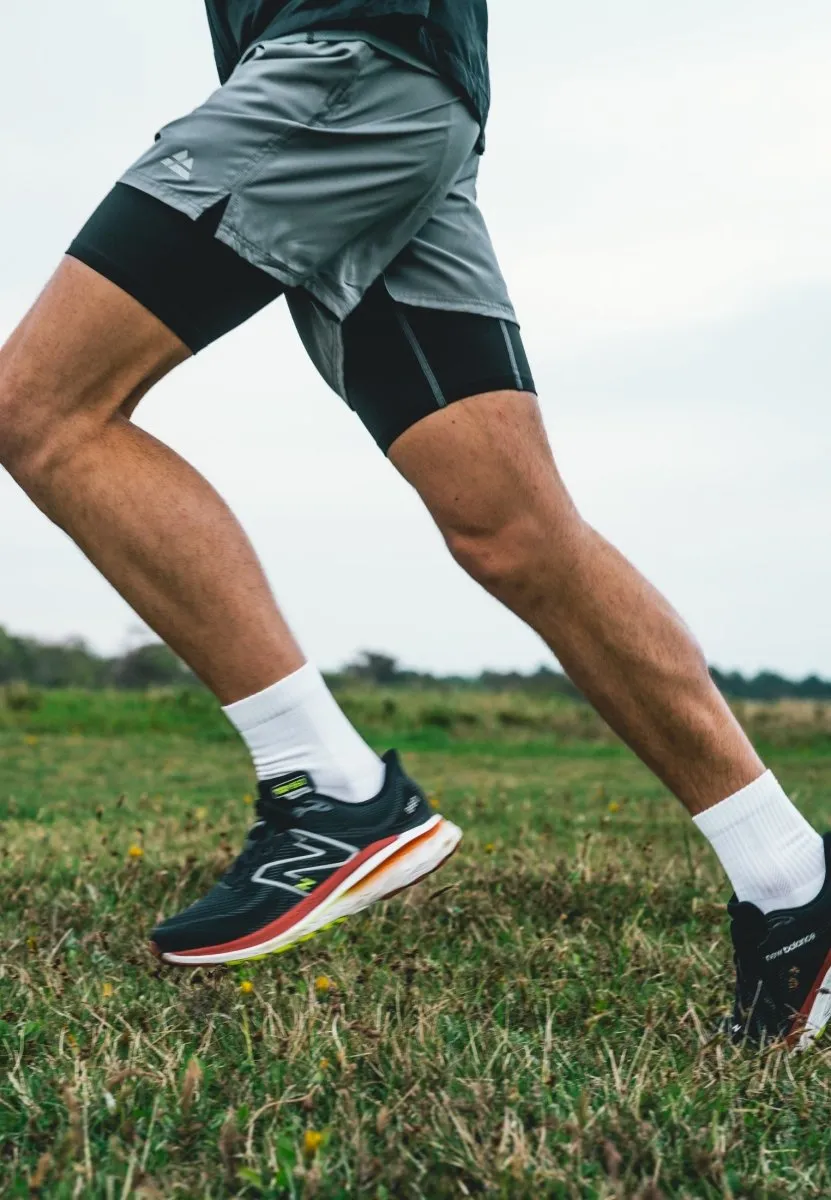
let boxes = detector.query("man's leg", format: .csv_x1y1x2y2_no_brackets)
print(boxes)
338,286,763,814
391,388,827,887
389,389,762,815
0,248,461,963
332,259,831,1043
389,388,831,1047
0,242,393,797
0,257,303,703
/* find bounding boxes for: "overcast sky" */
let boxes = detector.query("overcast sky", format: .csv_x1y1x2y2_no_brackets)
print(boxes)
2,1,831,677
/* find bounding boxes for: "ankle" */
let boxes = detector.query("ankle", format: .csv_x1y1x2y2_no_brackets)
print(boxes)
694,771,826,913
224,665,385,804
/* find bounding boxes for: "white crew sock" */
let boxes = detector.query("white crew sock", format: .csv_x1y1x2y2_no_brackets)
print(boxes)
693,771,826,914
224,664,385,804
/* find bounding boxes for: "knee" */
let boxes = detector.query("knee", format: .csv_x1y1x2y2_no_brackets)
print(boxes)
443,504,580,597
0,359,44,479
0,358,105,488
0,379,67,492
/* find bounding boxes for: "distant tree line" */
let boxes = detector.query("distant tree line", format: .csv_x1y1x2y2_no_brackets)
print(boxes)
708,668,831,702
2,631,831,701
338,651,831,701
332,651,583,696
0,627,193,690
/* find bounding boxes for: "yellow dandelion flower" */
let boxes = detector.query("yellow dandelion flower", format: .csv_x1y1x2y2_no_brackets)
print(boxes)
314,975,332,995
26,936,38,952
243,793,254,806
429,796,440,810
608,802,621,815
484,842,495,854
128,845,144,859
319,1057,330,1071
102,982,114,999
303,1130,324,1157
239,980,254,995
24,735,39,747
195,807,207,821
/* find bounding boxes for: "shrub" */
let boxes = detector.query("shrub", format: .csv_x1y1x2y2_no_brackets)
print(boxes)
1,682,44,712
420,705,455,730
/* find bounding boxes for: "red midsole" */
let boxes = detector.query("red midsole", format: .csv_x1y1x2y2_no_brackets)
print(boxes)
788,946,831,1046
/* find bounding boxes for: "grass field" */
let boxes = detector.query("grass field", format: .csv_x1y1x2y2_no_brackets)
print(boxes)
4,689,831,1197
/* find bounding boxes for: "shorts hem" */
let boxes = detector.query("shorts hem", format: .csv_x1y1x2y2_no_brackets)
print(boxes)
214,224,304,289
119,172,206,220
116,183,516,328
383,290,517,322
443,374,537,404
120,174,308,292
380,375,537,456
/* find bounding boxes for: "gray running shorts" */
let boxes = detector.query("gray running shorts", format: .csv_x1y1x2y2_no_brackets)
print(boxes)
69,35,535,452
119,38,515,383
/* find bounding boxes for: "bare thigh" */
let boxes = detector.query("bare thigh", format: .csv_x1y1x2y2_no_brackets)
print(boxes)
389,389,577,550
0,257,190,471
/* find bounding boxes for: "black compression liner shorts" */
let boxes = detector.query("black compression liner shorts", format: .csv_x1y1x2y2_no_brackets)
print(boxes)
68,183,536,455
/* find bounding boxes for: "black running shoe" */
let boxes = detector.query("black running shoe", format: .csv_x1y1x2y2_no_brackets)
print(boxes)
151,751,461,966
729,834,831,1049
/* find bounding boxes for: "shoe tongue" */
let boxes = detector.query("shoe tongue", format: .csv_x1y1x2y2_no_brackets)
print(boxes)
258,771,317,809
256,771,341,826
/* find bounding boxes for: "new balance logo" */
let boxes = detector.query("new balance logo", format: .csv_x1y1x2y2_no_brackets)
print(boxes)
405,796,421,815
765,932,817,962
161,149,194,181
252,829,358,896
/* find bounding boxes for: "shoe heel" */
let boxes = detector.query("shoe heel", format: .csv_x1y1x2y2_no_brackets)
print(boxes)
344,818,462,905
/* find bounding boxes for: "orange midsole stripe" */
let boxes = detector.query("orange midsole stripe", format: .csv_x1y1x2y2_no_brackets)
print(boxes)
343,820,446,896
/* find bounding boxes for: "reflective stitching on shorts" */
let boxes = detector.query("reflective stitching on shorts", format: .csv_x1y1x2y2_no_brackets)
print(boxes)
499,320,523,391
396,311,447,409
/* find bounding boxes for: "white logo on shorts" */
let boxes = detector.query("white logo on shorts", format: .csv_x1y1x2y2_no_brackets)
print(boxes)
161,150,194,181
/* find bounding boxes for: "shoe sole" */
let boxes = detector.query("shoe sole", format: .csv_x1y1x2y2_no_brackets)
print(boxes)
152,814,462,967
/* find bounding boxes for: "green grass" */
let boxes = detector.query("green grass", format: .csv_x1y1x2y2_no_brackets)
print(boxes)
3,694,831,1196
5,684,831,751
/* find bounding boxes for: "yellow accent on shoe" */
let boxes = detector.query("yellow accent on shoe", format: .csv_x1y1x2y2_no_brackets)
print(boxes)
231,917,346,966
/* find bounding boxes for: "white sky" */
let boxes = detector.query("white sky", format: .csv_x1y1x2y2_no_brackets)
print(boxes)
1,1,830,676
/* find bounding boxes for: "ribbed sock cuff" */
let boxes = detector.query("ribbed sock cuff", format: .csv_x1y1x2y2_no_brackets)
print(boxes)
694,771,826,913
223,664,319,731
